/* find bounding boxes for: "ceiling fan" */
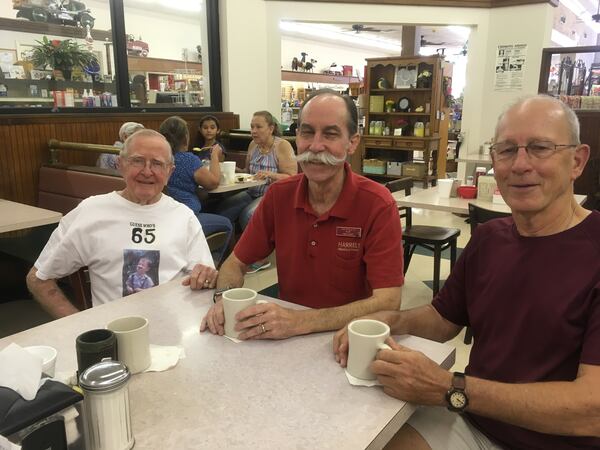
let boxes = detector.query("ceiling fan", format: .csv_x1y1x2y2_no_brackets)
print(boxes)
347,24,394,33
420,35,447,47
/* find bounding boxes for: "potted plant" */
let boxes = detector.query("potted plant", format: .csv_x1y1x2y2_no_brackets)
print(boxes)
417,70,432,88
30,36,98,80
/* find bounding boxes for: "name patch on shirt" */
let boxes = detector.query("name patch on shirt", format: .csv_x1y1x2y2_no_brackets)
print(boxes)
338,241,361,252
336,226,362,238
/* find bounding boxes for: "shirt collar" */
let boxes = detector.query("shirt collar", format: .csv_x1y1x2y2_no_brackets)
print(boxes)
294,162,357,219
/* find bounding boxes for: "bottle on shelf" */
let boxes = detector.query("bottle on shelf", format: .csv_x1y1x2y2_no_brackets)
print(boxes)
414,121,425,137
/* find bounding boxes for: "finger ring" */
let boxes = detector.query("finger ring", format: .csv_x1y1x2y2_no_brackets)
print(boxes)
260,323,266,334
204,280,210,285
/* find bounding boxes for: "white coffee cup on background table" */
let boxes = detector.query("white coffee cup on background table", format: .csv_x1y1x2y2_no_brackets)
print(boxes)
222,288,268,339
106,316,151,374
437,178,454,198
347,319,392,380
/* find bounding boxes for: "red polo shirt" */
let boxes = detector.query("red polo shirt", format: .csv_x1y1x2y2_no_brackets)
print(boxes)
235,163,404,308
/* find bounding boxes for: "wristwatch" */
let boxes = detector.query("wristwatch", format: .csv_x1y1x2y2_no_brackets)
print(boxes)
212,285,232,303
445,372,469,412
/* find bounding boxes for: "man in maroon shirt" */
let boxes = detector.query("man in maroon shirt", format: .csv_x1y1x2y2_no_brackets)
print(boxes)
200,90,404,340
334,95,600,449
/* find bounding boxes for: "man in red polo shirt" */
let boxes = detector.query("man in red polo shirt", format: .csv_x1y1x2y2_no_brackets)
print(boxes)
200,90,404,340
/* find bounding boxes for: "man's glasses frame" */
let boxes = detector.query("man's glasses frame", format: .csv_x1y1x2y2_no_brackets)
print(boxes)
489,141,578,162
125,156,172,173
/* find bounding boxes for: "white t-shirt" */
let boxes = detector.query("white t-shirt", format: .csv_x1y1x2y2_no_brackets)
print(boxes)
35,192,214,306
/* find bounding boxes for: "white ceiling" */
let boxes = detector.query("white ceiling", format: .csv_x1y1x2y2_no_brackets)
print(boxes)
280,22,470,55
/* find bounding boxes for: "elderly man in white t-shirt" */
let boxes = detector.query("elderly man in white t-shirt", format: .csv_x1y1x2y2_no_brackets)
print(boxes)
27,129,217,318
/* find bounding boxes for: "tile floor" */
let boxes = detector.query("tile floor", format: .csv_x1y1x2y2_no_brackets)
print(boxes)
243,202,473,373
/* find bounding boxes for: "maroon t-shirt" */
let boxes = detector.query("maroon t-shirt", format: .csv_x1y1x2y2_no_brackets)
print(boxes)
235,163,404,308
433,211,600,449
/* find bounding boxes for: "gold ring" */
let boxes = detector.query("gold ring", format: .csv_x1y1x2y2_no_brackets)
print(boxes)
260,323,266,334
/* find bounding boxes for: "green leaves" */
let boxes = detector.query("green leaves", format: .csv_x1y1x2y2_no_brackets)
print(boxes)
30,36,98,71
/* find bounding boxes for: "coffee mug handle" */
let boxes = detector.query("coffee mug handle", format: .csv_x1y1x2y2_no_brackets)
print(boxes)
377,343,392,351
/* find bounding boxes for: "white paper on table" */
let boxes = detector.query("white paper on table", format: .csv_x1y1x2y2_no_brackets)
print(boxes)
0,343,42,400
143,345,185,372
0,434,21,450
345,369,382,387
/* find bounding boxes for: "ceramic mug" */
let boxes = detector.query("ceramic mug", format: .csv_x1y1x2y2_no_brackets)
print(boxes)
106,316,151,374
222,288,268,339
347,319,392,380
76,329,117,376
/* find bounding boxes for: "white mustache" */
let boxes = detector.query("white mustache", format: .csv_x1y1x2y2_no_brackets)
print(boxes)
296,151,346,166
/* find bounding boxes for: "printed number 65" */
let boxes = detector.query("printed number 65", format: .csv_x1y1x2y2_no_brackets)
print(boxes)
131,227,156,244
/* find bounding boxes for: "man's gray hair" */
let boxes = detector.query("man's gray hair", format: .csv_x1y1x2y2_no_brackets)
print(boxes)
120,129,174,164
298,89,358,136
495,94,581,144
119,122,145,142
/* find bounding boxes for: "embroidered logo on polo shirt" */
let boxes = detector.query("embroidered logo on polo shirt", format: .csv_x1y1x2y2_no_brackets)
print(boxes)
338,241,361,252
336,226,362,238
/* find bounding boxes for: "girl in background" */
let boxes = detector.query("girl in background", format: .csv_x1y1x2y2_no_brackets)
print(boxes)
160,116,232,265
194,115,226,166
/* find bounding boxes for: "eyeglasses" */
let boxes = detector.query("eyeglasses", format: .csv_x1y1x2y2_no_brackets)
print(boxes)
489,141,577,162
126,156,171,173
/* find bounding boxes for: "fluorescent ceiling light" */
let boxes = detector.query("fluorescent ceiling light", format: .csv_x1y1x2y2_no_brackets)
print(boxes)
447,26,471,40
280,21,402,52
158,0,202,12
558,0,600,33
551,28,578,47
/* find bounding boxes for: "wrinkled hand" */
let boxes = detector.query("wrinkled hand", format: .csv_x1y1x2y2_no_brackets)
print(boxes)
182,264,218,290
333,310,397,367
254,170,273,181
200,301,225,335
236,302,300,340
372,338,452,406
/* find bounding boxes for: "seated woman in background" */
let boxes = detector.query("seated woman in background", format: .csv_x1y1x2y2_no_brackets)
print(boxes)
159,116,232,265
97,121,144,170
193,115,226,166
219,110,297,231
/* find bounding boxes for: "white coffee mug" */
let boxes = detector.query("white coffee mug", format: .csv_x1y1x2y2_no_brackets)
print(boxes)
222,288,268,339
106,316,151,374
219,161,236,185
347,319,392,380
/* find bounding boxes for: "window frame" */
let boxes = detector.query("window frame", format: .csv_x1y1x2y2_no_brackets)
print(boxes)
0,0,222,114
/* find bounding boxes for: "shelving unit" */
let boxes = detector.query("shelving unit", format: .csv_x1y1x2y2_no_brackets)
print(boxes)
361,55,445,188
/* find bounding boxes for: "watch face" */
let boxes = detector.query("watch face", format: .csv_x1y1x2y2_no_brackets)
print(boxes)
450,391,467,409
398,97,410,112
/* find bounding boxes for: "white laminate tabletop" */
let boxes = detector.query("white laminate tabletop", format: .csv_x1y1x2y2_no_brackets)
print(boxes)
0,199,62,233
208,179,267,194
393,187,587,215
0,280,455,449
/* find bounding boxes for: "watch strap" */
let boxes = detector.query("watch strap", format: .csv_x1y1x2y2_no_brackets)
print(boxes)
212,285,232,303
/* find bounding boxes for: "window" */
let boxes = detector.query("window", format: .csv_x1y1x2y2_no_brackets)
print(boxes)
0,0,220,111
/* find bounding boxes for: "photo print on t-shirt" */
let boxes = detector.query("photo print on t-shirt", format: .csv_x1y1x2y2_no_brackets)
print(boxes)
123,249,160,297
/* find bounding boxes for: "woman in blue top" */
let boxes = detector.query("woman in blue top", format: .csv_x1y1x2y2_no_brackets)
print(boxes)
160,116,232,265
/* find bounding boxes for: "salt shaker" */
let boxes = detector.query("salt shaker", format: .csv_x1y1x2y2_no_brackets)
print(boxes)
79,359,134,450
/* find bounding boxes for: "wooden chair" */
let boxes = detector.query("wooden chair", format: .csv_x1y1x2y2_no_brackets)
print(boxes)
385,178,461,295
463,203,511,344
206,231,230,267
64,267,93,311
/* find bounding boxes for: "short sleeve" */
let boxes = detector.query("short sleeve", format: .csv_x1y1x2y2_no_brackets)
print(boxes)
34,208,86,280
581,284,600,365
364,201,404,289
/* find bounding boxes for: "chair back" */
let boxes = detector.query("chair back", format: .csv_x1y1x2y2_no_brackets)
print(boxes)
467,203,511,233
384,178,413,227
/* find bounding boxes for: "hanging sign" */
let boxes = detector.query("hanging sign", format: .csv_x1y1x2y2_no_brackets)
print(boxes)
494,44,527,91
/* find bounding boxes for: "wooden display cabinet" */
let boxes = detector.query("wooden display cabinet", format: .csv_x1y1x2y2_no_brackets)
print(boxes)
361,55,445,187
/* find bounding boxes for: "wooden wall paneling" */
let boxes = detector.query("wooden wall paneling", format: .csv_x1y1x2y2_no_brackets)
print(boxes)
0,112,239,206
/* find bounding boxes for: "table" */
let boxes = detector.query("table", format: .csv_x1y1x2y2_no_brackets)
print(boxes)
0,199,62,233
0,280,455,449
393,187,587,215
208,178,266,194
